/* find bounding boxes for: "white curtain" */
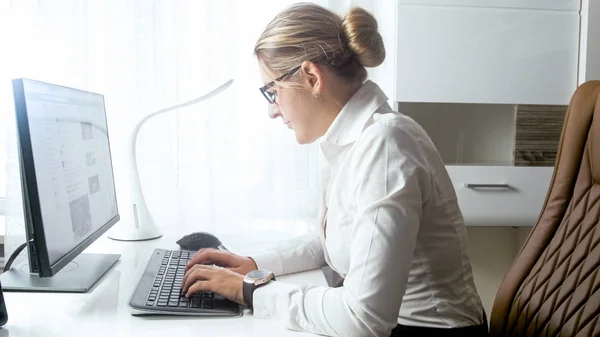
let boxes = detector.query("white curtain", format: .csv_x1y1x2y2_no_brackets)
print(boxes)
0,1,382,252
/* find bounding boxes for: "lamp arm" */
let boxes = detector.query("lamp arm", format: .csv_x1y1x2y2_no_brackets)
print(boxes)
130,79,234,155
108,79,234,241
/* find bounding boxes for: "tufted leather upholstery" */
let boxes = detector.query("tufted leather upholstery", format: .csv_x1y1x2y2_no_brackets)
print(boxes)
490,81,600,337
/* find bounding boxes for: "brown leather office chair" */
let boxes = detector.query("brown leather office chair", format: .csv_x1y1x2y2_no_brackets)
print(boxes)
490,80,600,336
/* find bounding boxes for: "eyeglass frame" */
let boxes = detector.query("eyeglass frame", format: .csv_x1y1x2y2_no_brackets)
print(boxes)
258,54,343,104
258,65,301,105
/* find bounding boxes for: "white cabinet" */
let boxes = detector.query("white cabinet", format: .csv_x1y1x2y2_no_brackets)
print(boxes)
398,102,560,226
394,0,580,105
388,1,581,226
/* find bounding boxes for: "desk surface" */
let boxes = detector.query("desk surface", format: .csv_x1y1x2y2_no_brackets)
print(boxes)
0,231,326,337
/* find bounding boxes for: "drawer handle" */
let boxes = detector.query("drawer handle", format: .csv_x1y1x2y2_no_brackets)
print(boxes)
464,183,511,189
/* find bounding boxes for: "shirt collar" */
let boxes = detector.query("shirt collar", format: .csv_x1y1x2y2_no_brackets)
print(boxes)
319,80,388,160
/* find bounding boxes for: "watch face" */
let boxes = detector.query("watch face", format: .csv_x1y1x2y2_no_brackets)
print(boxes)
247,270,272,280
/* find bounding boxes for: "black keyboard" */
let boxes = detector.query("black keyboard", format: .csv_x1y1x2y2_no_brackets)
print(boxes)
147,250,214,309
129,248,242,316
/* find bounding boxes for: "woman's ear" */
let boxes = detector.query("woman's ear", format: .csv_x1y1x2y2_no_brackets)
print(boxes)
300,60,323,95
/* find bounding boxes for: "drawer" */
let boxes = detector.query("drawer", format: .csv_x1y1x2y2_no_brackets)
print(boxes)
445,166,554,226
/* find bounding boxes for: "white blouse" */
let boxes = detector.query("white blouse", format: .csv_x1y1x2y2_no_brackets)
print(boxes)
251,80,485,337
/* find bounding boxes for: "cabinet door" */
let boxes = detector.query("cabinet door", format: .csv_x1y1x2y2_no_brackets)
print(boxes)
395,4,579,105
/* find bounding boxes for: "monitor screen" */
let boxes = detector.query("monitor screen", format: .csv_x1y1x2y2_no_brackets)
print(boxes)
15,79,119,270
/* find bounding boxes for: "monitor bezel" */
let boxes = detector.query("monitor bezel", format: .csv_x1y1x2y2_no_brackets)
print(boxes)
12,78,120,278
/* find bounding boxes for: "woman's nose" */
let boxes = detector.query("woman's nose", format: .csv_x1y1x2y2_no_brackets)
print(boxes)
268,104,281,119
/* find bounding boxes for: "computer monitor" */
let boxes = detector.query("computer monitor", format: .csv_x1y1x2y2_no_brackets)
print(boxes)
0,78,121,292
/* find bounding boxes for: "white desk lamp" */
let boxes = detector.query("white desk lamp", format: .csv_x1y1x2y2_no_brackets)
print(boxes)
107,79,234,241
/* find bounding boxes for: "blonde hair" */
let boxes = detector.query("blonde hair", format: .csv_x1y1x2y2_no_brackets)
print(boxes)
254,2,385,85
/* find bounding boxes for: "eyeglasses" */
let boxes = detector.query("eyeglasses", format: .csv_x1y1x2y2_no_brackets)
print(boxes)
259,66,301,104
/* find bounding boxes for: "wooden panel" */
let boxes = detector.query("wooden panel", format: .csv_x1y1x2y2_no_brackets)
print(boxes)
514,105,567,167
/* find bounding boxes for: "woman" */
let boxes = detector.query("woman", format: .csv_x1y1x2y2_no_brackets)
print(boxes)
182,3,488,337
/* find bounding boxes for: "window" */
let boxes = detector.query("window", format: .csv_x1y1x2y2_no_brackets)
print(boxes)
0,0,10,216
0,99,8,215
0,1,330,234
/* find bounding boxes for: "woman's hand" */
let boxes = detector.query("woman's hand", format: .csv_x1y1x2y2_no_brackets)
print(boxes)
185,248,258,275
182,265,245,305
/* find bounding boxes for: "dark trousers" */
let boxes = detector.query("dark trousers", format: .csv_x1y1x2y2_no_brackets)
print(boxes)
390,323,489,337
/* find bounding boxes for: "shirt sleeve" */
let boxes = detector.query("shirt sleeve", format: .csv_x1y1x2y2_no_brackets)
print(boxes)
251,232,327,276
252,125,431,337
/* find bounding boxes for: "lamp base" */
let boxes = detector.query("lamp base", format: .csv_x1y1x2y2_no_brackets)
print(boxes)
107,225,163,241
108,168,163,242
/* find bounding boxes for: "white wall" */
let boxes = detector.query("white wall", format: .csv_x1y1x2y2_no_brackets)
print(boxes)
467,227,532,318
579,0,600,83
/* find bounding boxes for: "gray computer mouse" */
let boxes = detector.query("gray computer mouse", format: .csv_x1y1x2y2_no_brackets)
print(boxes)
176,231,225,251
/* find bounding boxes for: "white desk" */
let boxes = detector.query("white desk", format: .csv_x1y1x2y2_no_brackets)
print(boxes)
0,232,327,337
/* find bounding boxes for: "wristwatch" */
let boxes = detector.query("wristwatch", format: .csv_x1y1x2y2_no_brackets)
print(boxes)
243,270,275,309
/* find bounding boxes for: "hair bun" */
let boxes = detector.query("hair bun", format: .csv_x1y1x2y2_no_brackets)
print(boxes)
341,7,385,68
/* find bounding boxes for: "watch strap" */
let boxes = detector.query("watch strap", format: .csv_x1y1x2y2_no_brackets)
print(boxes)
243,280,255,309
242,274,275,309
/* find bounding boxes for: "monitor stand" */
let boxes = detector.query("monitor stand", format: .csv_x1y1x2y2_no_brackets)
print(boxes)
0,253,120,293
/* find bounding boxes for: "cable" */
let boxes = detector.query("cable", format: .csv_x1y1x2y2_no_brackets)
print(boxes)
3,242,28,272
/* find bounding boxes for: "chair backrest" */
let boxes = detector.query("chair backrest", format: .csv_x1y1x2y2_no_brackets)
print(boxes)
490,81,600,337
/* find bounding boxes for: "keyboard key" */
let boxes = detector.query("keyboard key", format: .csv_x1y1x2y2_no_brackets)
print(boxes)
168,301,179,307
148,296,156,301
157,302,168,307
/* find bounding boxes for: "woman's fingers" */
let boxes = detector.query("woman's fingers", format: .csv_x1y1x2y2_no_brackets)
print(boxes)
185,248,232,270
186,279,211,297
182,264,213,293
181,265,245,304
